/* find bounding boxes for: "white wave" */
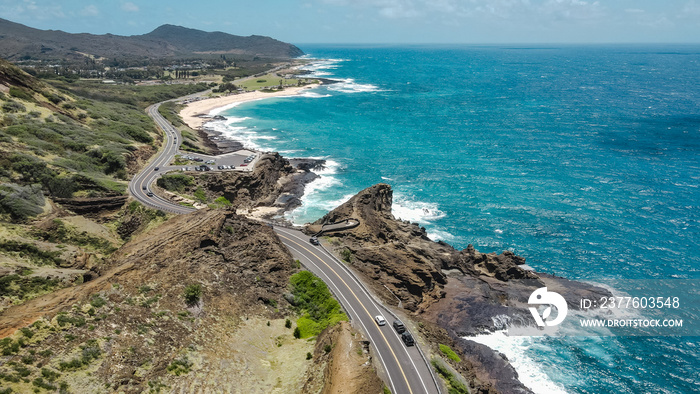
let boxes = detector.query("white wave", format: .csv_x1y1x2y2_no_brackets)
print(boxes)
326,78,384,94
284,159,348,225
427,229,464,245
206,120,275,152
381,176,394,181
468,332,570,394
299,58,346,78
224,116,251,124
298,91,332,98
392,194,446,224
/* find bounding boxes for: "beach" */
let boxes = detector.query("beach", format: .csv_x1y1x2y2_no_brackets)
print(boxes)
179,85,315,130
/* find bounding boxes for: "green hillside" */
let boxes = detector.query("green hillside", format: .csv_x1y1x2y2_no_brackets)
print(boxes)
0,58,207,221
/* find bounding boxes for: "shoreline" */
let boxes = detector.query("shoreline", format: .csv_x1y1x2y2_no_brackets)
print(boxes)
179,85,316,130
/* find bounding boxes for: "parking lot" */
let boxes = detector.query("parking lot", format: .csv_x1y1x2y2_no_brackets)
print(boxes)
174,149,259,172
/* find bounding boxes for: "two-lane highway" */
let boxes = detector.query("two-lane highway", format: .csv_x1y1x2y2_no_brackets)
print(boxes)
274,227,440,394
133,95,441,394
129,103,194,214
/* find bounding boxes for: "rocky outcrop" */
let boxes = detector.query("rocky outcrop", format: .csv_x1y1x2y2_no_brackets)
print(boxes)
192,153,322,213
309,183,611,392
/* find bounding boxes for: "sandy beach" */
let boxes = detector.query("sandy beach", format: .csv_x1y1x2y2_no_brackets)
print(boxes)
179,85,314,130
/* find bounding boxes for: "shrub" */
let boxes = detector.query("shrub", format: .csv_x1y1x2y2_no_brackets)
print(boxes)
193,188,206,203
293,327,301,339
156,174,194,192
9,87,34,102
290,271,347,338
2,101,25,113
167,357,192,376
213,196,231,207
0,183,45,221
432,360,468,394
439,344,461,363
183,284,202,306
90,295,107,308
340,248,352,263
306,352,312,360
285,319,292,329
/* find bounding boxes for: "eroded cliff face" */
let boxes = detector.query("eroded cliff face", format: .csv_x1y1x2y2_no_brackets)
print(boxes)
309,184,540,313
309,183,610,394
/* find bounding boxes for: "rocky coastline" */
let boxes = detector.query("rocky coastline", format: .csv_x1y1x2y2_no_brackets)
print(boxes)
305,183,612,393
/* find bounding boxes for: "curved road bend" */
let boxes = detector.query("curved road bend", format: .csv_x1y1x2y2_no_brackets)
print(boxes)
133,98,441,394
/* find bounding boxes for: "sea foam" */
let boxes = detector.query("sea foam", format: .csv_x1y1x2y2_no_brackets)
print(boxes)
468,332,570,394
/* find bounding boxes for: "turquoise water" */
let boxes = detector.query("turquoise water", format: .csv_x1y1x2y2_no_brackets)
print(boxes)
211,45,700,393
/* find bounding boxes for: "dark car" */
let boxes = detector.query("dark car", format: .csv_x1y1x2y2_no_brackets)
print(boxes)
146,192,154,197
401,332,415,346
154,167,159,171
142,185,147,190
310,237,320,245
393,320,406,334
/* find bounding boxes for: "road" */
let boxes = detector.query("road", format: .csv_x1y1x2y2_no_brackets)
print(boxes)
134,95,441,394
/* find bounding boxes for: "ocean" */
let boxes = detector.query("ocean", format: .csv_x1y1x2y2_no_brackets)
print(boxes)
207,45,700,393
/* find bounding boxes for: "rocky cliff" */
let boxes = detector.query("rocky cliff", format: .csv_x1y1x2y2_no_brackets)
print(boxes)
309,183,611,393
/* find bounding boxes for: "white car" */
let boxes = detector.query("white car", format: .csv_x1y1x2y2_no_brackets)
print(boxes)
374,315,386,326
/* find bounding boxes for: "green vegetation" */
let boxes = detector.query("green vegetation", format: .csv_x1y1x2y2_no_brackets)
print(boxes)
166,357,192,376
432,360,468,394
31,219,116,254
193,187,207,203
0,183,45,221
235,73,300,90
210,196,231,209
183,284,202,306
289,271,347,338
306,352,312,360
50,80,209,109
383,385,392,394
56,312,86,328
340,248,352,263
157,102,185,127
0,240,63,266
156,174,194,192
58,339,101,371
439,344,461,363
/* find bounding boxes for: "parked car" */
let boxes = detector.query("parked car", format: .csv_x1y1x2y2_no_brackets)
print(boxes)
401,332,415,346
195,166,202,171
374,315,386,326
240,163,248,167
217,165,223,170
393,320,406,334
310,237,320,245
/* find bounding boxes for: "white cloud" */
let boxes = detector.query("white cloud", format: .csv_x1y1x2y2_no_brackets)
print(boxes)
121,2,140,12
80,5,99,17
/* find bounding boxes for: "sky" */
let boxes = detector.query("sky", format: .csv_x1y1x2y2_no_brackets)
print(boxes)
1,0,699,44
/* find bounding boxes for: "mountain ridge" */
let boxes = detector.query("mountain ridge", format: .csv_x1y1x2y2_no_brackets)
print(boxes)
0,18,303,61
